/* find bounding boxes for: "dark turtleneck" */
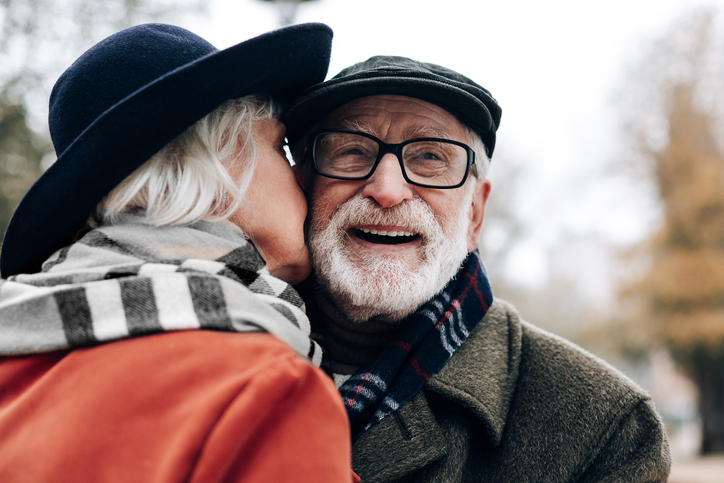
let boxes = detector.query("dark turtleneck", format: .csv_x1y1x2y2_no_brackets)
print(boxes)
295,276,405,375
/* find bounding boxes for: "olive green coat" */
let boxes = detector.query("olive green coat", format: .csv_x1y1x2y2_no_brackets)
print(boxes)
352,300,671,482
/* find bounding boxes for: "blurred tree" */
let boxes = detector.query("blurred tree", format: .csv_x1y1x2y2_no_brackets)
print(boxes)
0,0,206,262
0,0,207,108
621,9,724,454
478,152,528,283
0,92,52,250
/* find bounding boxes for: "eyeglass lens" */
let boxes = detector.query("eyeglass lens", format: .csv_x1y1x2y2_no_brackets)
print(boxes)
313,131,470,187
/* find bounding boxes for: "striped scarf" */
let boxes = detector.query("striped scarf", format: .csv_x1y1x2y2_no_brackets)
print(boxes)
0,215,321,364
335,250,493,439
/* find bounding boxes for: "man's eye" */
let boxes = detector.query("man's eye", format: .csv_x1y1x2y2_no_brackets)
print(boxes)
332,143,375,158
406,146,449,163
341,148,365,156
417,151,443,160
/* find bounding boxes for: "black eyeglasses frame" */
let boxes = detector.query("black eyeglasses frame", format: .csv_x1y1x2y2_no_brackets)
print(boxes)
305,129,476,190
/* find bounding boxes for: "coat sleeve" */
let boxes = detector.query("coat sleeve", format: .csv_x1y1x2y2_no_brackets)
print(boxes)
577,398,671,483
187,348,357,483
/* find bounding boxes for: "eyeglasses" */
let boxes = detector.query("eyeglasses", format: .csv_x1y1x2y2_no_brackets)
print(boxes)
306,129,476,189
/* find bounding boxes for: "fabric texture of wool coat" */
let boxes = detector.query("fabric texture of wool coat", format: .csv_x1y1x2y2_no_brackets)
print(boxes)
351,300,671,483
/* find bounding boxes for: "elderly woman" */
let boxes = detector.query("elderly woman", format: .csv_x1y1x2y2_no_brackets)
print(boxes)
0,23,357,482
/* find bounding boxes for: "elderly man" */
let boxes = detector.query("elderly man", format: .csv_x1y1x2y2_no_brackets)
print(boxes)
286,56,670,483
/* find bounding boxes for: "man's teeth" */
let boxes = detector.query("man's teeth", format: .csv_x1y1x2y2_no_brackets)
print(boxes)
360,228,415,237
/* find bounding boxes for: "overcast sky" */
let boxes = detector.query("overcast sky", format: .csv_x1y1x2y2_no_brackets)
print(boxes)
185,0,722,284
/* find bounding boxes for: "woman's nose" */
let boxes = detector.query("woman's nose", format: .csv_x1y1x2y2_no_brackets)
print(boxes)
361,154,414,207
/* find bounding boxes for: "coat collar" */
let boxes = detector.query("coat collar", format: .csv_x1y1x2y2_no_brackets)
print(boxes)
351,300,522,480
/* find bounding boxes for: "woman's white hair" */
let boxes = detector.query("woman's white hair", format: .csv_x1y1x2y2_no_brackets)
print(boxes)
90,94,283,227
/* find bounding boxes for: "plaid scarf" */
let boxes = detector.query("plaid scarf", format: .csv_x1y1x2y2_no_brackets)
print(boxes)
332,250,493,439
0,215,321,365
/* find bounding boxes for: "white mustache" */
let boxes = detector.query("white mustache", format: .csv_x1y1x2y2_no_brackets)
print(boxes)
319,195,441,243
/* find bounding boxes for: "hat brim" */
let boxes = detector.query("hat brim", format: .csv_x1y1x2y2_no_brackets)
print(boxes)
284,74,496,153
1,23,332,277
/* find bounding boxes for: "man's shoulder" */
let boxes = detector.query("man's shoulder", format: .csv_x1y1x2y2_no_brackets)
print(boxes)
488,302,669,481
429,299,655,446
513,303,648,402
355,300,670,482
473,299,648,400
427,300,669,481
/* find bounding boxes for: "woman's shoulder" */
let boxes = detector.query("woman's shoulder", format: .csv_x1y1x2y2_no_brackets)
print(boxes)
0,331,346,483
72,330,327,395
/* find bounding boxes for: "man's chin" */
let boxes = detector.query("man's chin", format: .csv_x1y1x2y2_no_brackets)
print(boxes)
319,280,427,324
348,244,425,273
314,246,444,323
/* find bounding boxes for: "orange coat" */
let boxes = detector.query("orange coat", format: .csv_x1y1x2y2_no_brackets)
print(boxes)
0,330,358,483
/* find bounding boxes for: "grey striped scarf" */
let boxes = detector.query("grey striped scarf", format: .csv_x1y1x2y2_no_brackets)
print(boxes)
0,214,321,364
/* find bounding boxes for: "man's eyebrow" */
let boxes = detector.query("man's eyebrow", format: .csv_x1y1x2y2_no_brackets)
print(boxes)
338,119,377,135
336,121,452,141
404,126,452,139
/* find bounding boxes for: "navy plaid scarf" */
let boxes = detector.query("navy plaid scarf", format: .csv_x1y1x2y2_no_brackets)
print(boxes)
329,250,493,439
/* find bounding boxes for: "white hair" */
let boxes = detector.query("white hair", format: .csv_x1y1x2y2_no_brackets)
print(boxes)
90,94,283,227
464,125,490,181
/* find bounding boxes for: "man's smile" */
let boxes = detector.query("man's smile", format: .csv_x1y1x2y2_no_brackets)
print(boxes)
349,225,421,245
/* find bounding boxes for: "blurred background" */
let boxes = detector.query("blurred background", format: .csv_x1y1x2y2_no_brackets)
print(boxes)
1,0,724,479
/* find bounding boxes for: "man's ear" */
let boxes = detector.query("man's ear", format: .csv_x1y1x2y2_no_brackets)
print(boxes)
466,179,491,252
294,157,316,187
294,163,317,206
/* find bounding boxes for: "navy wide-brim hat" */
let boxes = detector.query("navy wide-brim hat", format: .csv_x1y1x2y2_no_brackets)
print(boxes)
285,55,501,157
1,22,333,277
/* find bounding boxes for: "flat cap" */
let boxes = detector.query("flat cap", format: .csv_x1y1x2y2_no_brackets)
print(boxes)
285,55,501,157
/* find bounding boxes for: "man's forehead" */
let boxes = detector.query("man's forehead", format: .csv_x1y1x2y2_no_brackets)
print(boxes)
321,94,467,140
337,119,451,140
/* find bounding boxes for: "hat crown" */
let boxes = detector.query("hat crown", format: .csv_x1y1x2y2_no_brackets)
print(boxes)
335,56,502,130
336,56,476,86
49,23,217,156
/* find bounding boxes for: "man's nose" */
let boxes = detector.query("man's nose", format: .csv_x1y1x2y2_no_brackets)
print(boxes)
362,153,413,207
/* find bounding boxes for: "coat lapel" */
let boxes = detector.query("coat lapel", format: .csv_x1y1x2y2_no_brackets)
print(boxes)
351,300,523,480
352,389,447,481
426,299,522,447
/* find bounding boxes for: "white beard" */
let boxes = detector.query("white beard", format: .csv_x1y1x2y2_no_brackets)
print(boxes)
308,192,473,322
